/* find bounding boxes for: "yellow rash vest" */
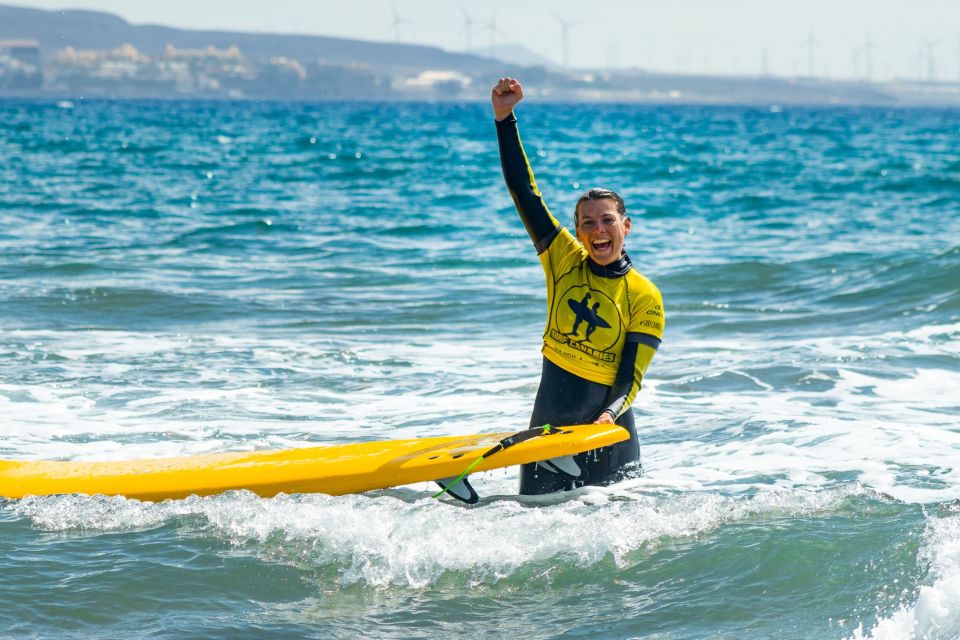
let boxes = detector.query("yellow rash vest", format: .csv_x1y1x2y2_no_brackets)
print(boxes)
496,113,664,422
540,225,663,387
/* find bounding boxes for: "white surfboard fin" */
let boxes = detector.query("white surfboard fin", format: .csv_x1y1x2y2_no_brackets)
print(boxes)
434,476,480,504
537,455,582,479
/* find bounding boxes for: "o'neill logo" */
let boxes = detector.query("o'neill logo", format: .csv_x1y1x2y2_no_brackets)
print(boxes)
550,285,622,360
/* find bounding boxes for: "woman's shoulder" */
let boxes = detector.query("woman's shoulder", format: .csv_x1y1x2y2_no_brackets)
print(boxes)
624,267,664,336
625,265,661,299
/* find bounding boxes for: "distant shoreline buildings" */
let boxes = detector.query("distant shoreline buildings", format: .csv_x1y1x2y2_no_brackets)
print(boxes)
2,36,960,106
0,39,42,90
0,39,392,99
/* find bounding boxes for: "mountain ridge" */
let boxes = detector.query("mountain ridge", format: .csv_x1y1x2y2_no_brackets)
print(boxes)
0,4,512,73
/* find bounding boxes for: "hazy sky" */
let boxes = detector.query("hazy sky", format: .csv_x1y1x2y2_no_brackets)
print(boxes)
6,0,960,81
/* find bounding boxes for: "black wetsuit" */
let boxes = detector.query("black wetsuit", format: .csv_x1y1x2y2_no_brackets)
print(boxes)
496,113,665,495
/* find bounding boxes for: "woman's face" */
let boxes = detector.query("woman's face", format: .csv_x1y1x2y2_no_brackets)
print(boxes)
575,198,631,266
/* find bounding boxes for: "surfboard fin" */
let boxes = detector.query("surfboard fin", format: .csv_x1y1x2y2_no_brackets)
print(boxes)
537,455,582,479
434,476,480,504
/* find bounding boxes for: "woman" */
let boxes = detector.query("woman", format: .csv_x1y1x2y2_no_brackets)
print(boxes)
492,77,664,495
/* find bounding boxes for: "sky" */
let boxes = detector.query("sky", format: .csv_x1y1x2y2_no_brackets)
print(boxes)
5,0,960,82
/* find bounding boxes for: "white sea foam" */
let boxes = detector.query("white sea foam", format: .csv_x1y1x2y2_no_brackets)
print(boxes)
0,328,537,459
647,322,960,503
851,513,960,640
10,483,868,589
2,321,958,506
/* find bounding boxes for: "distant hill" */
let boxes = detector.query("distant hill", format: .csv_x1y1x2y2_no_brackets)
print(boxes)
2,4,959,105
472,44,558,70
0,4,514,73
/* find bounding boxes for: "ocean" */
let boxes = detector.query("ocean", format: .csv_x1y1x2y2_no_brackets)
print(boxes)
0,98,958,639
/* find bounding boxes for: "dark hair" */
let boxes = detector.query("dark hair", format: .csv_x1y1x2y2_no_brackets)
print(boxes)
573,188,627,227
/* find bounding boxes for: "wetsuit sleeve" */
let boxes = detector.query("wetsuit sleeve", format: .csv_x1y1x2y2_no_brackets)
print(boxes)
599,334,659,420
496,113,562,254
601,278,664,420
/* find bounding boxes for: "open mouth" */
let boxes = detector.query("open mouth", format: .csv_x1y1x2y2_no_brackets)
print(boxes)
592,239,612,253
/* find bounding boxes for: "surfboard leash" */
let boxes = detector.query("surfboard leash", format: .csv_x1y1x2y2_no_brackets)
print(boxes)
431,424,567,500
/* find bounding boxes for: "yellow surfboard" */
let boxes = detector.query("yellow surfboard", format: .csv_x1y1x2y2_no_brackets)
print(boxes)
0,424,628,502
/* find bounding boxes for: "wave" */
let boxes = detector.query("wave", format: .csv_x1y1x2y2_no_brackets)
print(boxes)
851,510,960,640
661,245,960,336
165,218,299,243
9,483,881,591
877,176,960,194
2,286,263,329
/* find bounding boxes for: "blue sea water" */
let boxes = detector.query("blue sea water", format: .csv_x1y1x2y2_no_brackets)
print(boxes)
0,98,959,639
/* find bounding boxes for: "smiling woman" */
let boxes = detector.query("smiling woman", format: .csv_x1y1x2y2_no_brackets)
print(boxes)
491,76,665,495
574,189,631,265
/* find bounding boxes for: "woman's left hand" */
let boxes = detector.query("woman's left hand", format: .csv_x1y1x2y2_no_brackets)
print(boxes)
594,411,615,424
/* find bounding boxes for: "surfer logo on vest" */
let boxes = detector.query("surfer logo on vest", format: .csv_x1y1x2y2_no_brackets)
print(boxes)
550,286,621,361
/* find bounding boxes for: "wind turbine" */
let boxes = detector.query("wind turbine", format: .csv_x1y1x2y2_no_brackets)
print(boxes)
955,37,960,83
861,34,878,81
920,39,938,82
460,6,478,52
607,44,619,71
485,9,505,56
387,4,413,44
800,31,819,78
851,46,862,80
556,15,583,69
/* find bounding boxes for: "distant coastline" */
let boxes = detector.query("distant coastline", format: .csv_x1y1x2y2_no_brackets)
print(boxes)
2,4,959,106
